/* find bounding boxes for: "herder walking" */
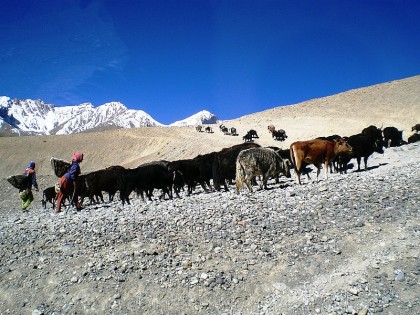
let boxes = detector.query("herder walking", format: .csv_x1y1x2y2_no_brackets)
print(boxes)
55,152,84,213
20,161,39,211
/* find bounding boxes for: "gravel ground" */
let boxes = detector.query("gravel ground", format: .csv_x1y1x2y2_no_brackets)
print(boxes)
0,144,419,315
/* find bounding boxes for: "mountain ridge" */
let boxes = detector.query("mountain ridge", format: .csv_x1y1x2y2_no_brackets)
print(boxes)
0,97,219,136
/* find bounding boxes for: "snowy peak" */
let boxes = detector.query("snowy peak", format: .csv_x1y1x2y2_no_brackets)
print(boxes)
0,97,163,135
170,110,219,126
0,97,56,134
54,101,163,135
1,96,218,136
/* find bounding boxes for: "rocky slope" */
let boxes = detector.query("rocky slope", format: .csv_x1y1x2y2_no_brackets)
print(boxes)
0,144,419,314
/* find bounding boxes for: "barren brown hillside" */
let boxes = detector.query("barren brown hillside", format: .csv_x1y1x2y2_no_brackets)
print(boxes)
0,75,419,178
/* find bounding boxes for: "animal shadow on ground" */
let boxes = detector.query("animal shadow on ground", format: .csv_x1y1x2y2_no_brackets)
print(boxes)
354,163,388,173
90,204,114,210
278,183,292,189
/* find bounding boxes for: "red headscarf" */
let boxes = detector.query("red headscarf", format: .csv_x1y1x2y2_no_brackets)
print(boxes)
71,151,84,162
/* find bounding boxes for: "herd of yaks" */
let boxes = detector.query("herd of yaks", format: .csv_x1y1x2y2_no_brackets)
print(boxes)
38,123,420,210
196,124,288,142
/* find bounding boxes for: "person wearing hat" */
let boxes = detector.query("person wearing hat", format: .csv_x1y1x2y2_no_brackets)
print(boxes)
20,161,39,211
56,152,84,213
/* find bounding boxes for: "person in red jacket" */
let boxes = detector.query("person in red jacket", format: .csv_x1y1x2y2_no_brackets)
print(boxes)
56,152,84,213
20,161,39,211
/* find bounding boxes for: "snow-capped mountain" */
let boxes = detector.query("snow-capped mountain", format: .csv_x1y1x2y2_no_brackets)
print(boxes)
170,110,219,127
0,97,163,135
0,96,219,136
52,102,163,135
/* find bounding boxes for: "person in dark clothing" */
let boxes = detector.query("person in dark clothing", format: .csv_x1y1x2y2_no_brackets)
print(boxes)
55,152,84,213
20,161,39,211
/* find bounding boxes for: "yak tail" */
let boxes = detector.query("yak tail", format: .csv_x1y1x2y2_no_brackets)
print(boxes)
235,159,245,194
289,144,297,172
212,156,221,191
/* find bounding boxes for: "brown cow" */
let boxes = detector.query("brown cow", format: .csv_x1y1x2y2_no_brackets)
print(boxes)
290,138,352,185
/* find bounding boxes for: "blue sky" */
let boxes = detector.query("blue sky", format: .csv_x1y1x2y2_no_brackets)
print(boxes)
1,0,419,125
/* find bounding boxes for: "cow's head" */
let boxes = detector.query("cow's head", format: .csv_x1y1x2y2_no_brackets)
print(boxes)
282,159,292,178
336,139,353,154
374,138,385,154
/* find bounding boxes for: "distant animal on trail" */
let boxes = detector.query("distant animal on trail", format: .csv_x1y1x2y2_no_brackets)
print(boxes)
383,126,403,147
219,124,229,134
408,133,420,144
290,138,352,185
205,126,213,133
242,133,254,142
196,125,203,132
219,125,238,136
268,125,287,141
412,124,420,133
236,147,291,193
242,129,259,142
271,129,288,141
247,129,259,139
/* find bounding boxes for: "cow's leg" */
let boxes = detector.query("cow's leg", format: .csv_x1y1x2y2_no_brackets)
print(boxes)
295,171,301,185
356,157,362,171
235,180,241,194
199,181,209,193
275,173,279,184
316,164,322,182
223,179,229,192
205,180,212,191
187,181,194,195
316,168,320,181
292,150,303,185
147,189,153,201
173,185,180,198
250,176,259,188
262,175,269,190
98,191,104,203
244,177,253,193
364,157,369,170
324,161,329,180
